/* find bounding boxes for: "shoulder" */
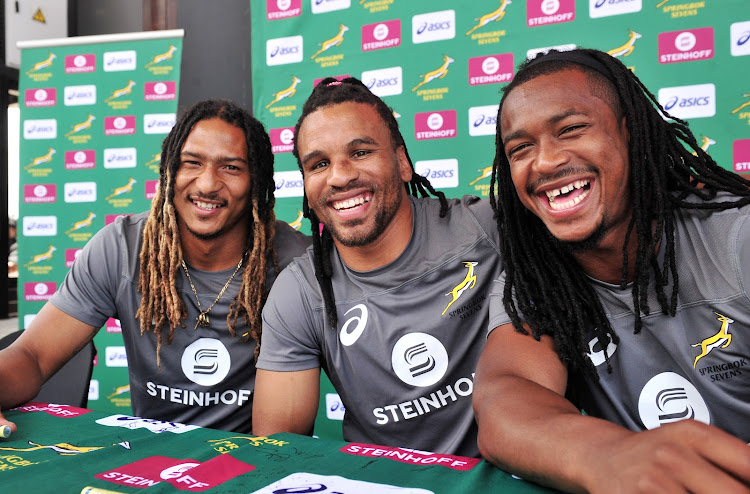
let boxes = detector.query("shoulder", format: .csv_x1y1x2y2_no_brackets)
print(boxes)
272,220,312,268
412,195,499,248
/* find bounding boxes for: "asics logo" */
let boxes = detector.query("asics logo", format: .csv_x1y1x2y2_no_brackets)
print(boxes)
340,304,368,346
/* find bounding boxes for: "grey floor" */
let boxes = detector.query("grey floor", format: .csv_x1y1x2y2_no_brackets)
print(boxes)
0,317,20,340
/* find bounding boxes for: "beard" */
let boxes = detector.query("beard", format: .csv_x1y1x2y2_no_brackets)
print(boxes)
550,216,608,253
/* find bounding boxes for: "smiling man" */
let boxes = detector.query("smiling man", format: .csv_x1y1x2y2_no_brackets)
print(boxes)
253,78,503,457
474,48,750,493
0,99,310,435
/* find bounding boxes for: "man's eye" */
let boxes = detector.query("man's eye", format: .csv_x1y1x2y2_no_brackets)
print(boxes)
561,124,586,135
353,150,370,158
507,143,530,157
311,160,329,170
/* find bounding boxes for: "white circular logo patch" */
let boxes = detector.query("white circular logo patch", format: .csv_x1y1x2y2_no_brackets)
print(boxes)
675,32,697,52
586,334,617,367
373,23,390,41
638,372,710,429
181,338,231,386
482,56,500,75
391,333,448,387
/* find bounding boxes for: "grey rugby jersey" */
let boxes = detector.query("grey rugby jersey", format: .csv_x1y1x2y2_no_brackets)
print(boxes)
51,212,311,433
259,196,503,457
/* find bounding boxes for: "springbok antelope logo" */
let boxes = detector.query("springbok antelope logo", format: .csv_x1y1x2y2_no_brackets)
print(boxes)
65,114,96,137
106,178,137,200
469,166,493,186
24,148,56,169
66,212,96,234
466,0,512,36
0,441,105,455
692,312,734,368
412,55,455,92
608,29,642,58
266,76,302,109
311,24,349,60
145,45,177,67
144,153,161,168
656,0,670,7
731,93,750,114
105,80,136,102
107,384,131,399
288,210,304,230
442,262,479,316
25,53,56,75
23,245,57,268
692,135,716,156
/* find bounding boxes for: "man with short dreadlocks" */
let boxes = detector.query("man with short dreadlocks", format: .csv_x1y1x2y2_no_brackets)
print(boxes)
0,99,310,435
474,49,750,493
253,78,503,457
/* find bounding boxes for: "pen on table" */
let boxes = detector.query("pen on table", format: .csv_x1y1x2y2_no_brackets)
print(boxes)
0,425,12,439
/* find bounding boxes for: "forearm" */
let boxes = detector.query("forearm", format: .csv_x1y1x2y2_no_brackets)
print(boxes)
0,346,45,409
475,374,632,494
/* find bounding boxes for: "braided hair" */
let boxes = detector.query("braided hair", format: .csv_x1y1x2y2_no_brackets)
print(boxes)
490,49,750,382
136,98,280,366
292,77,448,328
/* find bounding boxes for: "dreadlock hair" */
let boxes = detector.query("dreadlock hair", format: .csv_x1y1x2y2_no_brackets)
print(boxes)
490,48,750,384
291,77,449,329
136,98,280,366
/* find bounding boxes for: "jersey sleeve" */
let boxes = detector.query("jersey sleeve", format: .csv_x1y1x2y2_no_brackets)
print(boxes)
257,263,323,372
49,221,124,328
735,211,750,303
488,270,512,336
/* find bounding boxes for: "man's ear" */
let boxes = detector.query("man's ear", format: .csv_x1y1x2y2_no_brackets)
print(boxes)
396,146,413,183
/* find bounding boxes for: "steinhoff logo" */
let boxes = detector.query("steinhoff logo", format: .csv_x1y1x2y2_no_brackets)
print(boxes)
692,312,734,368
442,262,478,316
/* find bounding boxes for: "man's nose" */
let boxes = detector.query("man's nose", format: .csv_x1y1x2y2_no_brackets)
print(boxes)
327,158,359,188
534,138,569,174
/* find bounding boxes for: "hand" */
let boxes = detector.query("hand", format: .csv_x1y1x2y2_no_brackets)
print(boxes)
583,420,750,494
0,407,17,438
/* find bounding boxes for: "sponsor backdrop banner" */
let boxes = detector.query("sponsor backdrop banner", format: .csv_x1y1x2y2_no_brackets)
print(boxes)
251,0,749,438
17,30,184,414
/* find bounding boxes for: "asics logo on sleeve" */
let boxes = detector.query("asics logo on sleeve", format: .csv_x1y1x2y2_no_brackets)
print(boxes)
340,304,369,346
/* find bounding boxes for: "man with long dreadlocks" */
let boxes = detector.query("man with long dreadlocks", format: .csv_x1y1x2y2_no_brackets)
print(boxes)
0,99,310,435
474,48,750,492
253,78,503,457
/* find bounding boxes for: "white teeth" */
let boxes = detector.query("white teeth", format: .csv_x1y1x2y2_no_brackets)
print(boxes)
333,195,370,211
545,179,590,203
549,187,590,210
195,201,219,210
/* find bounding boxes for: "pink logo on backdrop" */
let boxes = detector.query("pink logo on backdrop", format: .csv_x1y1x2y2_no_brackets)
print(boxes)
106,318,123,333
270,127,295,153
658,27,714,64
267,0,301,20
65,248,83,268
313,74,351,87
96,455,255,491
104,115,136,136
144,81,177,101
527,0,575,27
24,88,57,107
469,53,514,86
14,403,91,417
145,180,158,199
23,184,57,203
65,54,96,73
65,150,96,170
362,20,401,51
415,110,457,140
734,139,750,173
24,282,57,301
106,213,132,225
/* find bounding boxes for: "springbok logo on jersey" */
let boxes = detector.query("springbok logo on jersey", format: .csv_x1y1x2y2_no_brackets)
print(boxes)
638,372,710,429
392,333,449,387
181,338,231,386
691,312,734,368
442,262,478,316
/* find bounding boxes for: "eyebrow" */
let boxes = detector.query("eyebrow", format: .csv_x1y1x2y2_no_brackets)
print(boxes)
181,150,247,164
502,108,586,147
300,136,379,166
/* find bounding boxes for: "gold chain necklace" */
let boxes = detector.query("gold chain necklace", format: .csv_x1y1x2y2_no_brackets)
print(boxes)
181,253,246,330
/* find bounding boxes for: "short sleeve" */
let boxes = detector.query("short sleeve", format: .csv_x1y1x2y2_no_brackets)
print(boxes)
488,269,512,337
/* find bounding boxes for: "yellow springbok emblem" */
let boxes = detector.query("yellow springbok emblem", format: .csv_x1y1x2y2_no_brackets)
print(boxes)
469,166,493,186
266,76,302,109
692,312,733,368
107,385,131,399
105,80,136,102
466,0,512,36
412,55,455,92
65,114,96,137
65,212,96,234
25,53,56,75
608,29,642,58
311,24,349,59
0,441,105,455
656,0,670,7
288,210,304,230
106,178,137,200
23,245,56,267
145,45,177,67
442,262,478,316
731,94,750,114
144,153,161,168
692,135,716,156
24,148,56,169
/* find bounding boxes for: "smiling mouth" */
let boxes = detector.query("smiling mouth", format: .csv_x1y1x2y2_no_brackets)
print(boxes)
332,194,371,211
544,179,590,211
193,199,223,210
